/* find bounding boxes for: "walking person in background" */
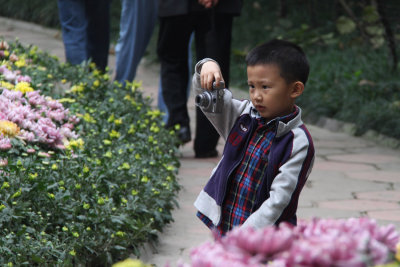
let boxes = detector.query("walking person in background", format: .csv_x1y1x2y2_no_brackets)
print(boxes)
114,0,158,84
194,0,242,158
157,0,242,158
157,34,194,124
157,0,211,145
57,0,111,72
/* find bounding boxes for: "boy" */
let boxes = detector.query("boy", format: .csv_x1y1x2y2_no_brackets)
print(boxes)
193,39,315,236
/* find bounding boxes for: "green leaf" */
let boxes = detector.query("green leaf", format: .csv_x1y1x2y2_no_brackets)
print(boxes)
363,5,379,23
370,36,385,49
32,255,45,263
336,16,356,35
365,26,384,36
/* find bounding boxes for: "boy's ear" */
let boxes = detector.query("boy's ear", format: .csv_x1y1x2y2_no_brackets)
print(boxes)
290,81,304,98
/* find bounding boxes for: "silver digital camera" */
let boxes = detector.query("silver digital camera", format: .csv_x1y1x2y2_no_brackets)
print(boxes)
195,81,225,113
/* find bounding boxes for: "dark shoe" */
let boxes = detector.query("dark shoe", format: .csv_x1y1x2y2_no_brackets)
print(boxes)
177,126,191,144
195,149,218,158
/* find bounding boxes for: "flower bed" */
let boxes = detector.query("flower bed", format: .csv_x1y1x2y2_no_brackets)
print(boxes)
0,40,180,266
176,218,400,267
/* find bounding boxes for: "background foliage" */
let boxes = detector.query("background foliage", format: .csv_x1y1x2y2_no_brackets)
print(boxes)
228,0,400,140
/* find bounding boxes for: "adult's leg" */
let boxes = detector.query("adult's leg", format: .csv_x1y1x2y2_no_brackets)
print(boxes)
115,0,158,83
157,15,193,130
57,0,88,65
206,13,234,87
86,0,111,71
194,12,233,157
158,33,194,124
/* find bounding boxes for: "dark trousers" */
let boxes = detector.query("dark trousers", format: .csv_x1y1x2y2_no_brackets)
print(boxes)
157,12,211,129
194,13,234,154
58,0,111,71
157,11,234,155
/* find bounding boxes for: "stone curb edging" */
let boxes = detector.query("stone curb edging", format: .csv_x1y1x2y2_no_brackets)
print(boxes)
305,114,400,149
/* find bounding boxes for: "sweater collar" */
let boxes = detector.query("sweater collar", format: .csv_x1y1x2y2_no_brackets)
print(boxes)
251,105,303,137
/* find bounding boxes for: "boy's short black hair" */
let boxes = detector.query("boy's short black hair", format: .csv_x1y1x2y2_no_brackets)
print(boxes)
245,39,310,85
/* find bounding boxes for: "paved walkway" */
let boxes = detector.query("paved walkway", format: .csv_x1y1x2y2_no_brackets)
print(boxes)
1,17,400,267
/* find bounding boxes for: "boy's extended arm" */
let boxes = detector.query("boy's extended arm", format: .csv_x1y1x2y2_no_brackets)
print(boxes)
242,127,315,229
192,58,250,140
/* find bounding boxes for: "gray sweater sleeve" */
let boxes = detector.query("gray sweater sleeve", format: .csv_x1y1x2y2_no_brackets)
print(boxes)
192,59,251,140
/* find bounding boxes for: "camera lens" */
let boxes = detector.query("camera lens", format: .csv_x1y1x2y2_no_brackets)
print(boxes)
195,93,211,108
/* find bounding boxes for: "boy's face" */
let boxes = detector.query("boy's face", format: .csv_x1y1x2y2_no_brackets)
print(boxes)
247,63,302,121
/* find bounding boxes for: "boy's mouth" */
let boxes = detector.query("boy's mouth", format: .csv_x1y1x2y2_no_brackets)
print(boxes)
255,105,266,112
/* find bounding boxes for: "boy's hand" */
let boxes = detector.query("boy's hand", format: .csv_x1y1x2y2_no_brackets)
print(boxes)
200,61,224,90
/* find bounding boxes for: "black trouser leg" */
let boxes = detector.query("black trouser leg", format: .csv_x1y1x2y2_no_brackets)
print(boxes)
194,13,234,155
205,13,233,87
157,15,194,129
86,0,111,72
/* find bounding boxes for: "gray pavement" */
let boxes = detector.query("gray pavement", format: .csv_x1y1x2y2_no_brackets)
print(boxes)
1,16,400,267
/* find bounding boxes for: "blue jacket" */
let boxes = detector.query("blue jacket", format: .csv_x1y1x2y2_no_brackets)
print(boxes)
193,59,315,229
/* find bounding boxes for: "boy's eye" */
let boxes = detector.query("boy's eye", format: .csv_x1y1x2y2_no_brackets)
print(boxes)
248,84,255,89
262,85,270,89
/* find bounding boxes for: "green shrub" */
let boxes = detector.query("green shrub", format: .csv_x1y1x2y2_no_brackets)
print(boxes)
299,45,400,139
0,40,180,266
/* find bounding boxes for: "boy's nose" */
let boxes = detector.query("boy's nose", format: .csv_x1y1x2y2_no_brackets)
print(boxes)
254,90,262,101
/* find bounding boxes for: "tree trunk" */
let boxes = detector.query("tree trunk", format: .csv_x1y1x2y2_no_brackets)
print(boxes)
376,0,398,72
278,0,287,18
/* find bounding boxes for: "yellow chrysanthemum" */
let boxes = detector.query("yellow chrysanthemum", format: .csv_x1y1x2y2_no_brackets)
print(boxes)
82,113,96,123
121,162,130,170
70,84,85,93
114,118,122,125
64,138,84,150
29,46,38,56
0,120,20,137
112,258,151,267
127,81,142,93
146,109,161,119
107,114,115,123
58,98,76,103
14,82,34,94
395,242,400,261
92,69,100,77
128,125,135,134
14,58,26,68
0,81,14,90
109,130,120,139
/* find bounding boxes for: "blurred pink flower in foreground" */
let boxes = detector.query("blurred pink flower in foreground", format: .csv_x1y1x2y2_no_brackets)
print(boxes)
178,218,400,267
